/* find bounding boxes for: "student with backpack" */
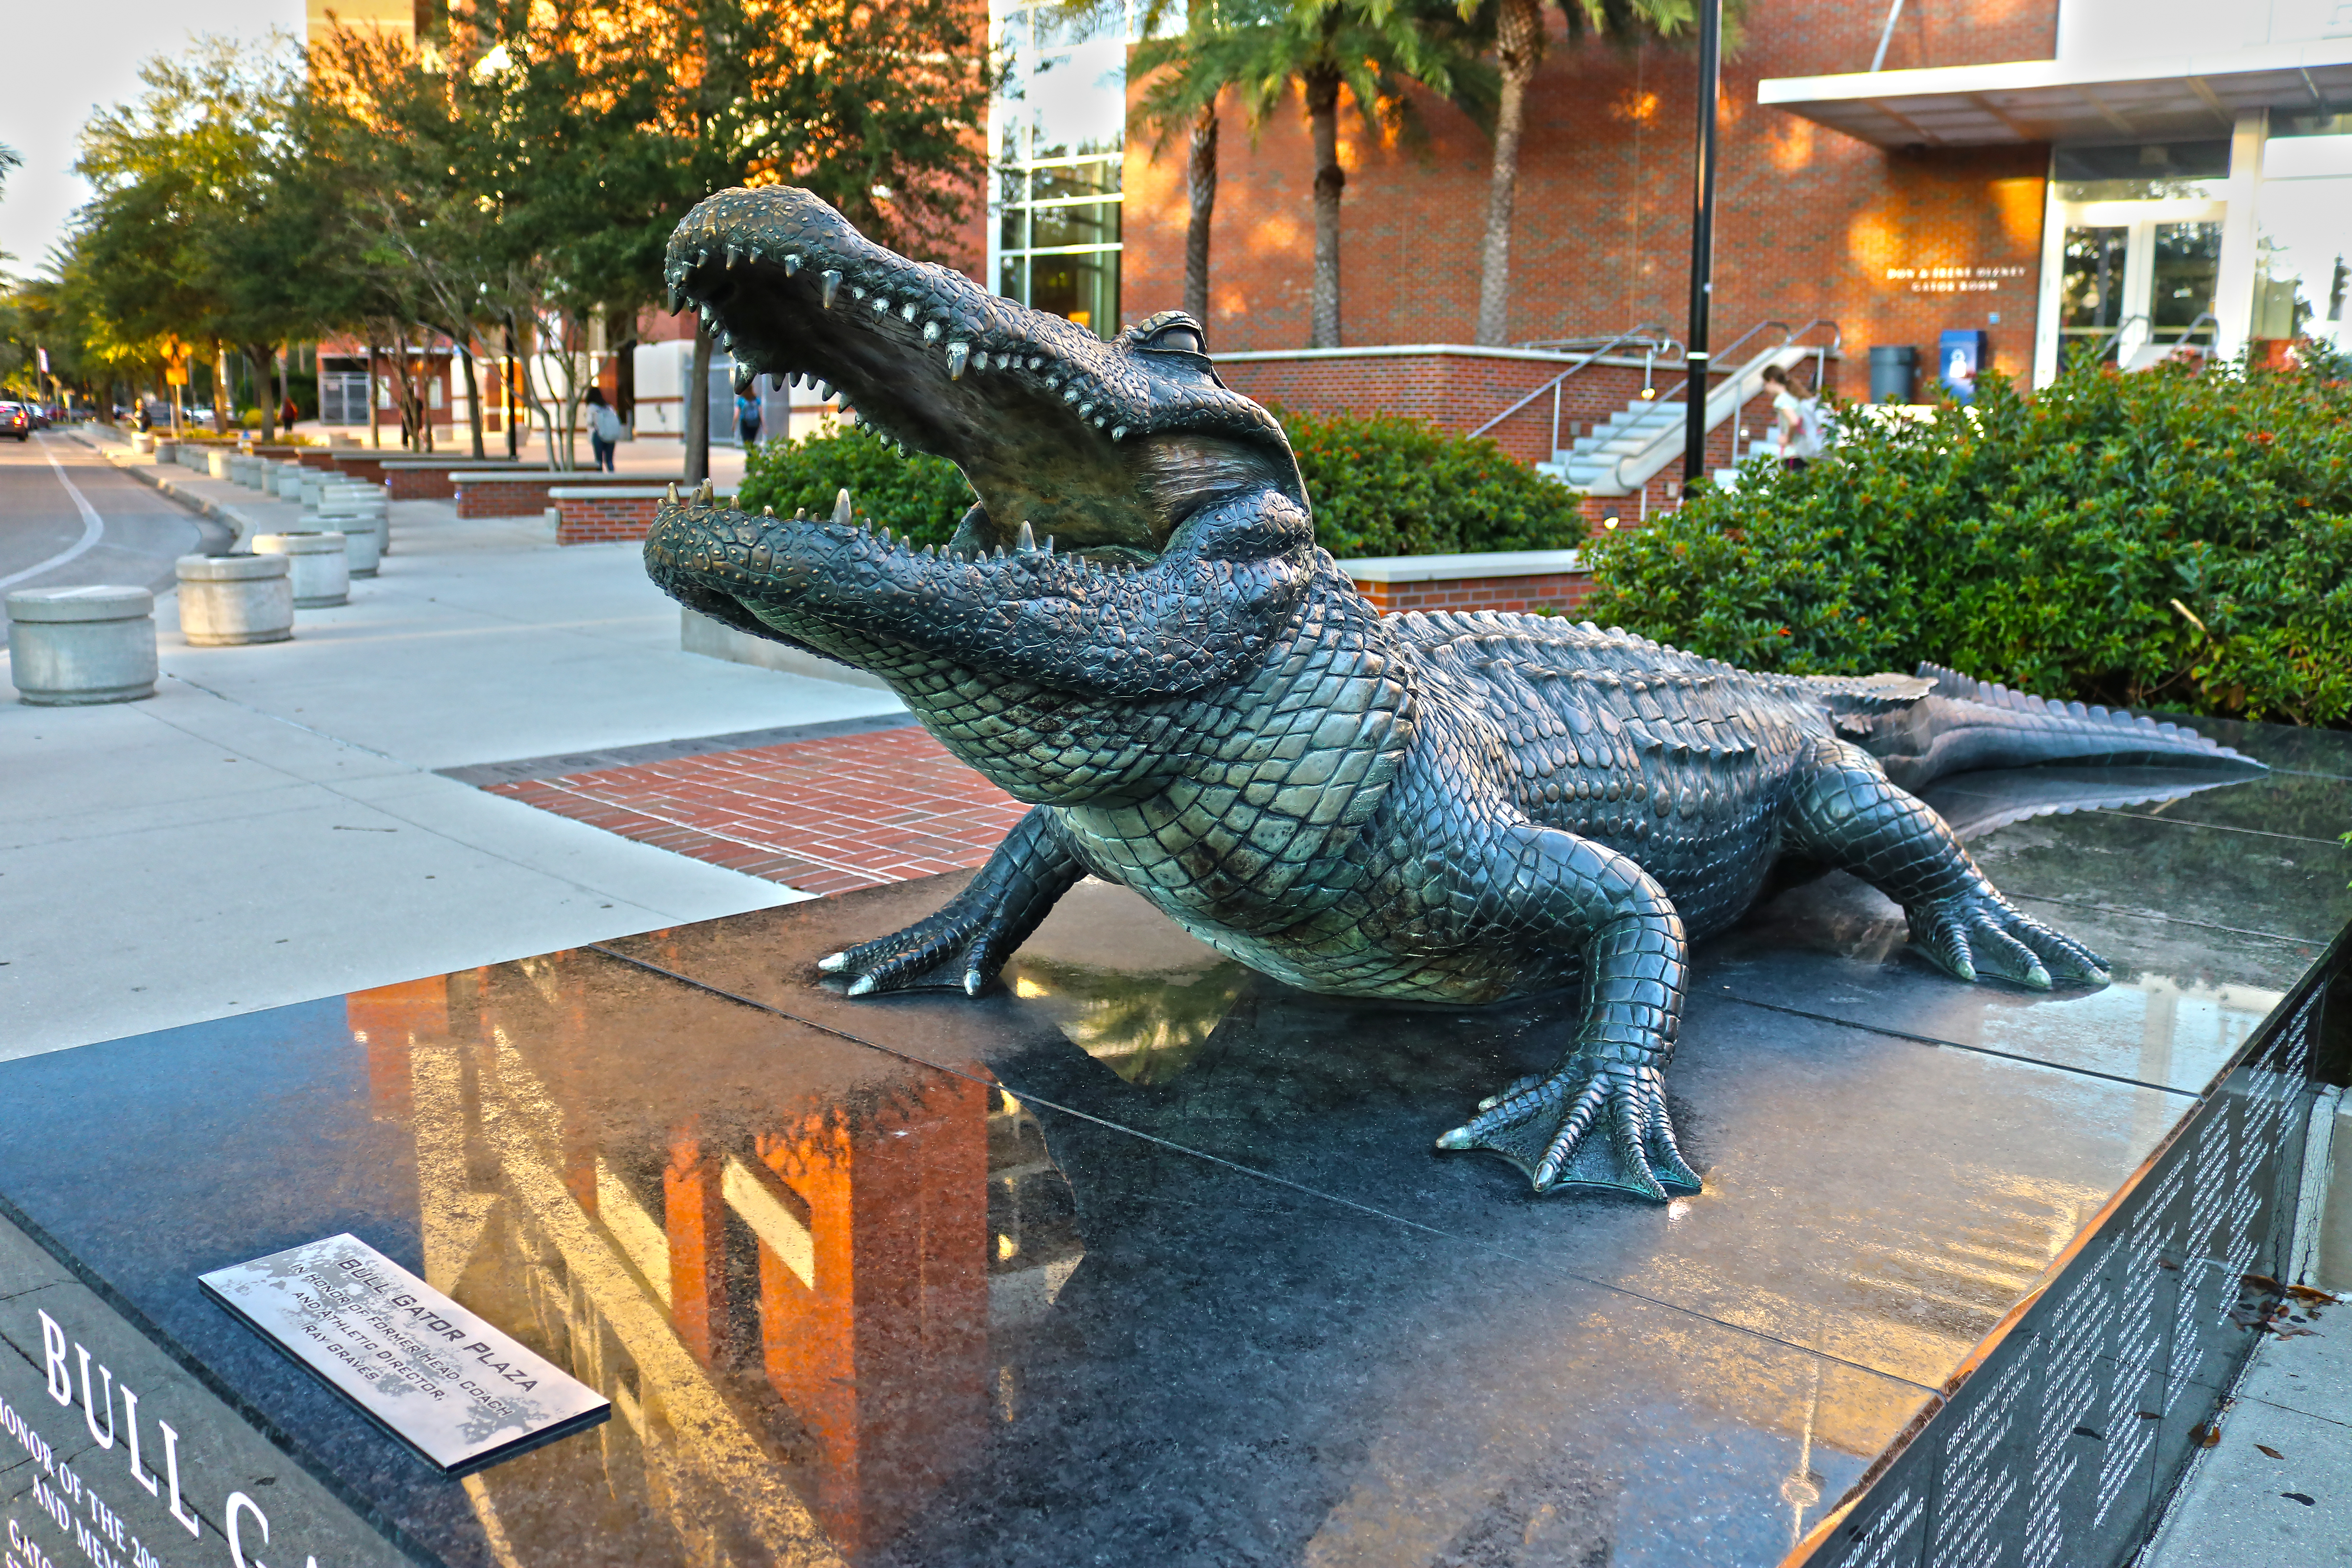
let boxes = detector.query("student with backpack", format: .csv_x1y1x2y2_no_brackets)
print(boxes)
586,387,624,471
1762,364,1824,472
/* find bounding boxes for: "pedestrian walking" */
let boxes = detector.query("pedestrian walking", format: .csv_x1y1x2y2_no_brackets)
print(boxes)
280,395,299,431
736,385,763,448
586,388,623,472
1762,364,1823,472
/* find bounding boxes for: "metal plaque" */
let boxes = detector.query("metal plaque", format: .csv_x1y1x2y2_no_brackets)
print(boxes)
200,1233,608,1474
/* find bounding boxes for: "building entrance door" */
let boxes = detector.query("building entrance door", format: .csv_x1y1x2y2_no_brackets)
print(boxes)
2051,201,2225,368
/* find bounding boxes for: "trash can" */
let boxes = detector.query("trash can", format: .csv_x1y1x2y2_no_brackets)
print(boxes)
1868,346,1918,404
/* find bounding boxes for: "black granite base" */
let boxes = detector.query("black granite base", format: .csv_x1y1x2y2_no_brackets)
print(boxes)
2,731,2348,1568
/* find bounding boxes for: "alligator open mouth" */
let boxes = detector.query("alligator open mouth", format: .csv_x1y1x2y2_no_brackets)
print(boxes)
662,186,1302,564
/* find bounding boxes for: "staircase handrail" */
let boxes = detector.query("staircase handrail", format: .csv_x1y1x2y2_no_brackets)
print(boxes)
1588,324,1827,494
1467,323,1681,452
1657,319,1795,407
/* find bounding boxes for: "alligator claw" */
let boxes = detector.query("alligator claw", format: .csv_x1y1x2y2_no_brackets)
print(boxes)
1909,890,2107,990
1439,1058,1699,1201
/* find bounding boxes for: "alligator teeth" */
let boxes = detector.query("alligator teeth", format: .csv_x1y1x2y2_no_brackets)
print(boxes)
1093,416,1106,428
724,245,740,268
1044,375,1060,389
795,507,808,520
1078,402,1093,416
871,296,888,314
746,246,761,267
832,489,854,526
733,364,755,394
1111,425,1127,441
763,505,776,516
784,254,801,276
879,525,892,543
946,342,969,380
814,380,832,400
1029,358,1044,370
1044,536,1054,554
1016,520,1036,552
851,284,866,300
821,270,841,308
1063,388,1079,403
922,321,940,343
666,482,680,501
901,302,918,322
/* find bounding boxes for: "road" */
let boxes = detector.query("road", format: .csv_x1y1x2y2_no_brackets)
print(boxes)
0,431,231,611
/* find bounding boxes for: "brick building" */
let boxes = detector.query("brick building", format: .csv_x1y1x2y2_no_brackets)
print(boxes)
971,0,2352,496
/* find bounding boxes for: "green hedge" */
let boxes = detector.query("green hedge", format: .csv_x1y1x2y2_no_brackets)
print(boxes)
1274,406,1586,558
1580,355,2352,727
735,409,1585,559
736,419,974,549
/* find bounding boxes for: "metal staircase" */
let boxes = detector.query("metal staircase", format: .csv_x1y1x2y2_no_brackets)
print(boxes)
1532,321,1839,496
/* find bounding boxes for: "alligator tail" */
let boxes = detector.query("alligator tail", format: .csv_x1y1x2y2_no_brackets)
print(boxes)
1836,663,2264,792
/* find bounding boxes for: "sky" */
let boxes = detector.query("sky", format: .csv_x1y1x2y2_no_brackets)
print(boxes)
0,0,307,280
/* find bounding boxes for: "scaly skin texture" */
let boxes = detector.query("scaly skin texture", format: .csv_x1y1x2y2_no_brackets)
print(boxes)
643,187,2260,1200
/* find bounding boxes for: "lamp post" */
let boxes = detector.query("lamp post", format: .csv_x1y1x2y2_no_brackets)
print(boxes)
1682,0,1724,490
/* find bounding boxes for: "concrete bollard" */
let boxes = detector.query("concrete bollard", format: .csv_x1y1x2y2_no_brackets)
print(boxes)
206,449,235,480
131,433,155,454
175,555,294,645
275,463,307,500
297,471,325,508
253,532,350,608
153,440,177,464
5,586,159,705
324,513,383,575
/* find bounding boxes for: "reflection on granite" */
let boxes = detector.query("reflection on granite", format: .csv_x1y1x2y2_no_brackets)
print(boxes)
0,951,1934,1566
0,740,2344,1566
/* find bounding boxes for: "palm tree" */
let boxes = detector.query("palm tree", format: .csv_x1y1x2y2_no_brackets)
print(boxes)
1130,0,1278,329
1141,0,1488,348
1465,0,1704,346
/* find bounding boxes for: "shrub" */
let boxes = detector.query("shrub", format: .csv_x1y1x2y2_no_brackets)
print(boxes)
1273,406,1587,557
737,410,1585,559
1580,353,2352,727
736,418,975,549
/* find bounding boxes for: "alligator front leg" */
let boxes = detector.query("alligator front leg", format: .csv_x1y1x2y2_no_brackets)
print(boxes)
1787,739,2109,989
820,805,1087,996
1435,824,1702,1200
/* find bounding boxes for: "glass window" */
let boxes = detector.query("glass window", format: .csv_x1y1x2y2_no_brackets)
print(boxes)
991,0,1150,337
2254,177,2352,347
2150,222,2222,340
2054,140,2230,202
2060,225,2130,359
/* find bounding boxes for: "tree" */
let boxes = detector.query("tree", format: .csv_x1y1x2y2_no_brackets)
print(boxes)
72,35,314,435
1141,0,1489,349
1462,0,1703,346
1130,0,1281,326
640,0,995,478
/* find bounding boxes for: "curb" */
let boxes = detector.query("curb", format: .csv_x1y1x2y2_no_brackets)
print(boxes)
83,438,263,549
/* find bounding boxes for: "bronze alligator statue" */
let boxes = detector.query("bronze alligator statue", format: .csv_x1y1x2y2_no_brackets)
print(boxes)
642,187,2258,1199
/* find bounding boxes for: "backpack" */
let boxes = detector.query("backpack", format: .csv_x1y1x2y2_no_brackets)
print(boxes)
1794,397,1828,459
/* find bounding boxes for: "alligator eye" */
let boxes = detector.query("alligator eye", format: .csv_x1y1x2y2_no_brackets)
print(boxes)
1149,326,1203,354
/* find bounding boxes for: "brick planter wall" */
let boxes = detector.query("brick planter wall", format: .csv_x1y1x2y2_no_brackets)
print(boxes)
458,472,685,518
1342,549,1593,617
550,487,734,544
383,462,545,501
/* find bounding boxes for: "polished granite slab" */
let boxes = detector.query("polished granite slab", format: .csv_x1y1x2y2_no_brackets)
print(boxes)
0,736,2346,1568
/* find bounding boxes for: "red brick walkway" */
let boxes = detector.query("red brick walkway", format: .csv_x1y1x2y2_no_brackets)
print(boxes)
488,727,1027,896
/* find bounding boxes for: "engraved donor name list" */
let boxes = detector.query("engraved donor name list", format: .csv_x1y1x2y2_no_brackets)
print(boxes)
199,1235,607,1474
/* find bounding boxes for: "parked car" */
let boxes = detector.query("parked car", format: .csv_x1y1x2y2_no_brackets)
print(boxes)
0,403,29,441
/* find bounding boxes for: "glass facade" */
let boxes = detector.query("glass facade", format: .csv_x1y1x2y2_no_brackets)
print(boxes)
991,1,1146,337
2254,120,2352,349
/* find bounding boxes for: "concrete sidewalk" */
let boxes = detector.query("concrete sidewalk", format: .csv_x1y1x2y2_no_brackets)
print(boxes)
1,431,901,1060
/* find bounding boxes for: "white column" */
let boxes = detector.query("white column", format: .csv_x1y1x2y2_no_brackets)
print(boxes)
2033,167,2068,388
2213,109,2268,363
